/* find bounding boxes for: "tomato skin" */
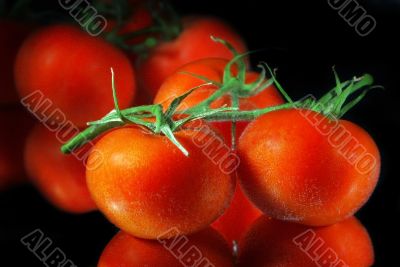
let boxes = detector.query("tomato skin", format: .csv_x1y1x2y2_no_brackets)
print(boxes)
86,126,235,239
98,228,234,267
15,25,136,127
0,20,35,104
24,125,96,213
237,216,374,267
238,109,380,226
138,16,247,98
0,108,33,190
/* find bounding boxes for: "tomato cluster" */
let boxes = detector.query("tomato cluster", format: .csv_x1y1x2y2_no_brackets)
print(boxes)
1,0,381,266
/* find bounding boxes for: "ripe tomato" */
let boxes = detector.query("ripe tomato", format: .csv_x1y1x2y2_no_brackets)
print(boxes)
86,125,235,239
154,58,283,245
237,216,374,267
0,20,35,104
0,107,33,190
238,108,380,226
98,228,234,267
138,17,247,98
24,125,96,213
15,25,136,127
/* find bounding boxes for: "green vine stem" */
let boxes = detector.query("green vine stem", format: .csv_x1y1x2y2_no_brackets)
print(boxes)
61,40,377,156
61,72,374,155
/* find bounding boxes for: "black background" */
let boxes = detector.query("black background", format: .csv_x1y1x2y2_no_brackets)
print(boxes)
1,0,399,266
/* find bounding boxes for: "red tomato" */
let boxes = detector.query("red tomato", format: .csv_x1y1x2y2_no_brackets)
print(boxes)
15,25,136,127
98,228,234,267
237,216,374,267
24,125,96,213
154,58,283,245
138,16,247,98
238,109,381,226
0,20,35,104
0,107,33,190
86,125,235,239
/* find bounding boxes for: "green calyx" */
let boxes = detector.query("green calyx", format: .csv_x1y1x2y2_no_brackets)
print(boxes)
296,69,379,119
61,39,378,156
